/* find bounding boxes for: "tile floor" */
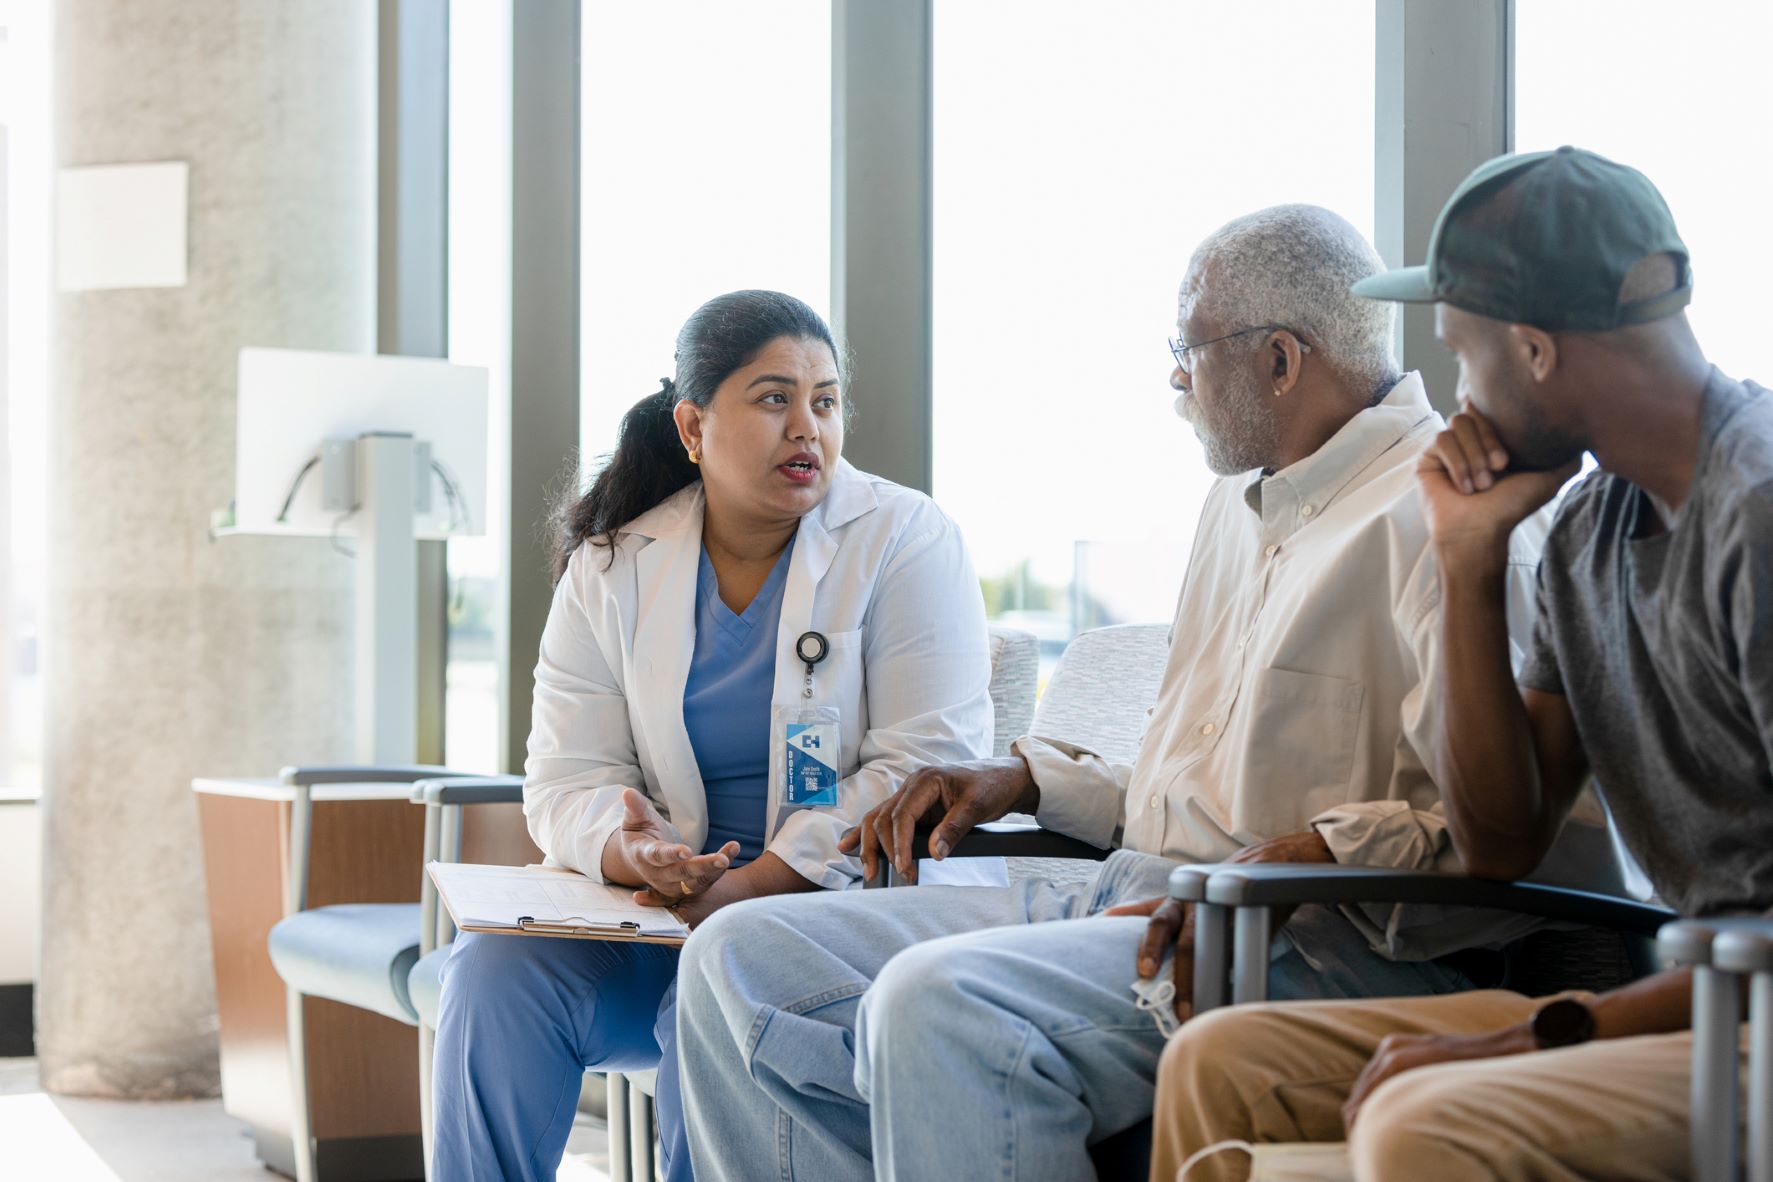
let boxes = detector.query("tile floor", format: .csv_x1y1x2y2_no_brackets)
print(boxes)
0,1059,613,1181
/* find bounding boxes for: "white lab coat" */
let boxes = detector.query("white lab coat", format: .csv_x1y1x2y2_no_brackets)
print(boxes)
524,460,994,890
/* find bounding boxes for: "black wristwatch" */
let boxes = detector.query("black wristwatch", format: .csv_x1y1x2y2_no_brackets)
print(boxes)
1529,997,1595,1049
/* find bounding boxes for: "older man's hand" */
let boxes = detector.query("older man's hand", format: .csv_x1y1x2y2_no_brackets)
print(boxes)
1105,829,1335,1021
837,757,1039,883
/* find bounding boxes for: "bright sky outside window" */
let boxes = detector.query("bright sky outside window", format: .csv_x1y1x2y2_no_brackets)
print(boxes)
579,1,832,467
933,0,1375,655
444,0,513,774
1,0,50,794
1514,0,1773,387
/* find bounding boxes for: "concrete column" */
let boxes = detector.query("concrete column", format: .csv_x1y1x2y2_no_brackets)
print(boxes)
40,0,372,1098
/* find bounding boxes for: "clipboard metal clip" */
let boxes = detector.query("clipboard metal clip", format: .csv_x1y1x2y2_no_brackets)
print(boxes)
515,914,643,937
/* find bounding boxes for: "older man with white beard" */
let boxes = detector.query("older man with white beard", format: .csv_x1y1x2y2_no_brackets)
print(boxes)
671,205,1575,1182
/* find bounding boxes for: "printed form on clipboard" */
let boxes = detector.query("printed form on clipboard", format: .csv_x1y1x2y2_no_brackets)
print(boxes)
427,862,690,945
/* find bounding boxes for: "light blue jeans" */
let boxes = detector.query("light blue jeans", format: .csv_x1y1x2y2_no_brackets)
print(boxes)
676,850,1474,1182
431,931,696,1182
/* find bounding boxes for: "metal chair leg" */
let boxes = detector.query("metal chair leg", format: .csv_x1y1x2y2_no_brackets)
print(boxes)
1231,905,1273,1005
627,1077,657,1182
1192,902,1229,1013
1692,964,1742,1182
418,1023,436,1179
607,1071,632,1182
1750,968,1771,1182
286,986,316,1182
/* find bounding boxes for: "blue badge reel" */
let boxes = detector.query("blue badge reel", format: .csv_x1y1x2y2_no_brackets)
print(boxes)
778,630,843,809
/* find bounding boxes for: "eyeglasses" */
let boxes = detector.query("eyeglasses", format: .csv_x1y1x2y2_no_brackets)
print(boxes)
1168,325,1312,374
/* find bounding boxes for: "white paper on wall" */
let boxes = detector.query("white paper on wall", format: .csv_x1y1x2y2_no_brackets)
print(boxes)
56,161,189,291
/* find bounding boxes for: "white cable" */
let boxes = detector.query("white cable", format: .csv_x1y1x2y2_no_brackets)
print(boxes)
1178,1138,1253,1181
1131,972,1182,1038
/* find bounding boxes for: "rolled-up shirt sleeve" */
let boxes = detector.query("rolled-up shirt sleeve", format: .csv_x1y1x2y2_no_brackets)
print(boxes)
1012,734,1128,849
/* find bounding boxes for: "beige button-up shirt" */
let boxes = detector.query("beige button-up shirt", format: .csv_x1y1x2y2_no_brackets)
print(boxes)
1018,374,1614,958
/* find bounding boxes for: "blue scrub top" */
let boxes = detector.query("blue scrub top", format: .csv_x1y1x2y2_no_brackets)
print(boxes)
681,539,795,866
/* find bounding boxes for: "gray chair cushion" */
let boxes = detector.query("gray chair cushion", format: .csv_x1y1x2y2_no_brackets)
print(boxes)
1029,623,1169,765
268,903,422,1026
409,945,448,1028
986,625,1039,758
1010,623,1169,885
629,1068,658,1097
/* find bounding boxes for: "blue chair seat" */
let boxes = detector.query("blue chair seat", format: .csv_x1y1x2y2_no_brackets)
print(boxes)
269,903,423,1025
408,946,448,1028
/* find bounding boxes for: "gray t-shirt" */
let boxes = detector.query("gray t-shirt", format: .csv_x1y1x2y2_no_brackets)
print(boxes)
1521,368,1773,917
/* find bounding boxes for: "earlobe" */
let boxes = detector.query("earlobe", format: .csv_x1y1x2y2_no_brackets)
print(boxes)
673,400,703,458
1512,325,1559,382
1532,334,1559,382
1270,337,1300,398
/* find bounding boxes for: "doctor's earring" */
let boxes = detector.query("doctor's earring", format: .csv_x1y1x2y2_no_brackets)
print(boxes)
689,448,700,464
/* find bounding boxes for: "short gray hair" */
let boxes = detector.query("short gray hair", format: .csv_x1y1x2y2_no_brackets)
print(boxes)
1185,204,1399,397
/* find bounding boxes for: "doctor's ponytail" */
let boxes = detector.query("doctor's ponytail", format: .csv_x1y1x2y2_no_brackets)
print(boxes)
551,290,844,583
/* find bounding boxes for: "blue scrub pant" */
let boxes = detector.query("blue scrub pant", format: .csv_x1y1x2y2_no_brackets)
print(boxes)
431,930,694,1182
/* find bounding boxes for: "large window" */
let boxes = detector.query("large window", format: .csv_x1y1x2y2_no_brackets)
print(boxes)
579,1,832,462
1515,0,1773,385
1,0,49,797
933,1,1375,669
444,0,513,774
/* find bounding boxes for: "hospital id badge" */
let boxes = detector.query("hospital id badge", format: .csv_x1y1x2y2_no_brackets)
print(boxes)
777,704,841,808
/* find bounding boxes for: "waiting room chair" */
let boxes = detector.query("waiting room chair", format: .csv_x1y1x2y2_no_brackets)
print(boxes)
986,625,1039,757
261,764,477,1182
1059,852,1663,1182
406,625,1041,1182
1170,862,1674,1012
1660,915,1773,1182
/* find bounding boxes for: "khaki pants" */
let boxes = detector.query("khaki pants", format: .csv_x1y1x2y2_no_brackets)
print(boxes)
1150,990,1707,1182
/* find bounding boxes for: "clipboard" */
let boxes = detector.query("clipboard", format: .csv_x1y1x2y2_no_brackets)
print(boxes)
428,861,689,946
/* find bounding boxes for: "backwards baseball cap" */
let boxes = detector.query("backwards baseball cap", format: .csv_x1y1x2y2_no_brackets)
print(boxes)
1352,146,1692,331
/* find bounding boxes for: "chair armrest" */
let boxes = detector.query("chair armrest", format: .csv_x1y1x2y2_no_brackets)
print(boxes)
1665,916,1773,1180
1199,863,1675,936
1659,915,1773,968
413,774,531,955
1176,863,1676,1012
1167,864,1219,903
912,821,1112,863
278,764,478,914
1709,919,1773,974
411,775,525,806
280,763,469,787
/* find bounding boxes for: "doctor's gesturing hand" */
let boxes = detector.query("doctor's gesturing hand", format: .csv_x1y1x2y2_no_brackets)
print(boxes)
601,787,741,908
838,756,1040,883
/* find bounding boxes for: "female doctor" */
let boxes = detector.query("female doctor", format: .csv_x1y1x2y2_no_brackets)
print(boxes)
431,290,993,1182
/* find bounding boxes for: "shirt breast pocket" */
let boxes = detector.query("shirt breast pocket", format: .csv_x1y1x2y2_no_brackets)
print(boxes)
810,628,866,773
1236,666,1366,826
